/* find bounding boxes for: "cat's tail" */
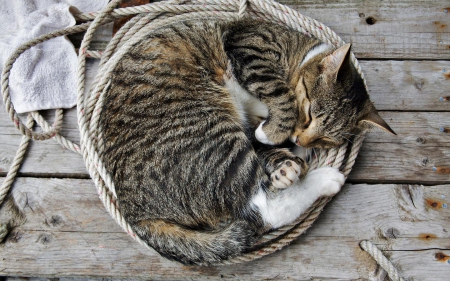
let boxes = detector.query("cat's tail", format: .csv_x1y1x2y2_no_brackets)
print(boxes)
132,219,256,265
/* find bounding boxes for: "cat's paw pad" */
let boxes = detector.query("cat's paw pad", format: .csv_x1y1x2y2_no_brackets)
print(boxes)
306,167,345,197
271,160,301,189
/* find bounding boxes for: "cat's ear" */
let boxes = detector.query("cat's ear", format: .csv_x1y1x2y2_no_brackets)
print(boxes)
358,103,396,135
320,43,351,82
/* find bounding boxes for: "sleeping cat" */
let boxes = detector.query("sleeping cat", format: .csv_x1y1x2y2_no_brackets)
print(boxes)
100,18,394,265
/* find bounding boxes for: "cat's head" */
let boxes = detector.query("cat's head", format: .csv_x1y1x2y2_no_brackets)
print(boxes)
291,43,395,148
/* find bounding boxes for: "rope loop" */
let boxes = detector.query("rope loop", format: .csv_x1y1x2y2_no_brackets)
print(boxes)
360,240,406,281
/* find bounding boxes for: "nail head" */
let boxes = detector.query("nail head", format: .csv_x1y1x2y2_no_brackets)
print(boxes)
443,69,447,73
440,127,445,132
443,203,448,209
432,166,438,171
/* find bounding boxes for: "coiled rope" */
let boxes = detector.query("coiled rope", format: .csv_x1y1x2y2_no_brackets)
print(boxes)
0,0,405,279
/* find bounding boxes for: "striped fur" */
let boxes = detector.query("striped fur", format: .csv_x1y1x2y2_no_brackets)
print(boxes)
99,18,382,265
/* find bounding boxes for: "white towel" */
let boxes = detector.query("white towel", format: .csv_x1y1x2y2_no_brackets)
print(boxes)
0,0,109,113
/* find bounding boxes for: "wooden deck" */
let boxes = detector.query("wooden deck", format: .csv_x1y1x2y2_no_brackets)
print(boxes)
1,0,449,280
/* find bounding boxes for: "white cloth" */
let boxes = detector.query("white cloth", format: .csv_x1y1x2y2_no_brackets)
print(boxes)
0,0,109,113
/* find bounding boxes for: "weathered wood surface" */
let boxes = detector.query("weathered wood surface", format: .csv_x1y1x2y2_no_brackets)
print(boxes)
73,0,450,59
279,0,450,60
1,0,450,280
0,178,449,280
361,60,450,112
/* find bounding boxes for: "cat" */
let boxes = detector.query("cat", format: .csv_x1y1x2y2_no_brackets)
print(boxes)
99,18,395,265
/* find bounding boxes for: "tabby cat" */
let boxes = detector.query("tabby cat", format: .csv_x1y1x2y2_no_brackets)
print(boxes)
100,18,394,265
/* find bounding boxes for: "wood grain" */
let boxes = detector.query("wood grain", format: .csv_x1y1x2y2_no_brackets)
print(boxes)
1,1,449,278
69,1,450,59
348,111,450,184
361,60,450,111
0,178,448,279
2,110,449,184
279,0,450,59
2,178,449,240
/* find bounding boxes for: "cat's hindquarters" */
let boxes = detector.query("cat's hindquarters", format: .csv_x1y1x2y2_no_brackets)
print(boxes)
132,219,257,265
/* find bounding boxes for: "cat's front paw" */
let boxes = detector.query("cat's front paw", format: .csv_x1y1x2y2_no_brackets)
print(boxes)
255,121,274,145
271,160,302,189
305,167,345,197
255,121,291,145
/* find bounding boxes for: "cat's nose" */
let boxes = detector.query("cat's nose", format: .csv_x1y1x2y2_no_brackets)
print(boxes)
296,134,316,148
295,136,303,147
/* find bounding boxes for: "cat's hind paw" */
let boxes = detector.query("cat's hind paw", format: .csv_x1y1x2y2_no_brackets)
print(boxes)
305,167,345,197
271,160,302,189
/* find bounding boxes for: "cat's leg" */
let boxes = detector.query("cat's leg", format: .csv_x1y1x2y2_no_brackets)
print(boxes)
251,167,345,229
225,71,296,146
254,89,298,145
256,145,308,190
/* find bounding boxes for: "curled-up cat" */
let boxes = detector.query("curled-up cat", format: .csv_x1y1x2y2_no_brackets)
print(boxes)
100,18,395,265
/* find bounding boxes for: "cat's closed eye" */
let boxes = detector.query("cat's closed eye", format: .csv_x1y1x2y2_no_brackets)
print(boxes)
318,136,334,142
304,103,312,128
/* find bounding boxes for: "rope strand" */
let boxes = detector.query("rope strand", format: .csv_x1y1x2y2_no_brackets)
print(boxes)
360,240,406,281
0,114,34,206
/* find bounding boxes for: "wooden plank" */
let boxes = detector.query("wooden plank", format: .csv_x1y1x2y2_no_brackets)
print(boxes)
361,60,450,111
2,110,450,183
0,231,380,280
1,231,448,280
1,178,449,279
279,0,450,59
0,178,118,233
2,60,449,118
68,0,450,59
364,112,450,145
2,178,449,239
309,183,450,242
348,112,450,184
348,142,450,184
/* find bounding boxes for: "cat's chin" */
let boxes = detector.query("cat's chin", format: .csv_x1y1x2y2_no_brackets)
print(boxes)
294,142,341,149
290,134,345,149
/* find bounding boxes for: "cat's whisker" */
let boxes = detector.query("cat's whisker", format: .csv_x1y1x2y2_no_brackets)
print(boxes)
341,132,362,138
340,135,353,144
312,148,318,160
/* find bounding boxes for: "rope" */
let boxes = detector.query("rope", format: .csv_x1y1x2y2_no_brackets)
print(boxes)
238,0,248,17
0,114,34,206
0,0,400,274
360,240,406,281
